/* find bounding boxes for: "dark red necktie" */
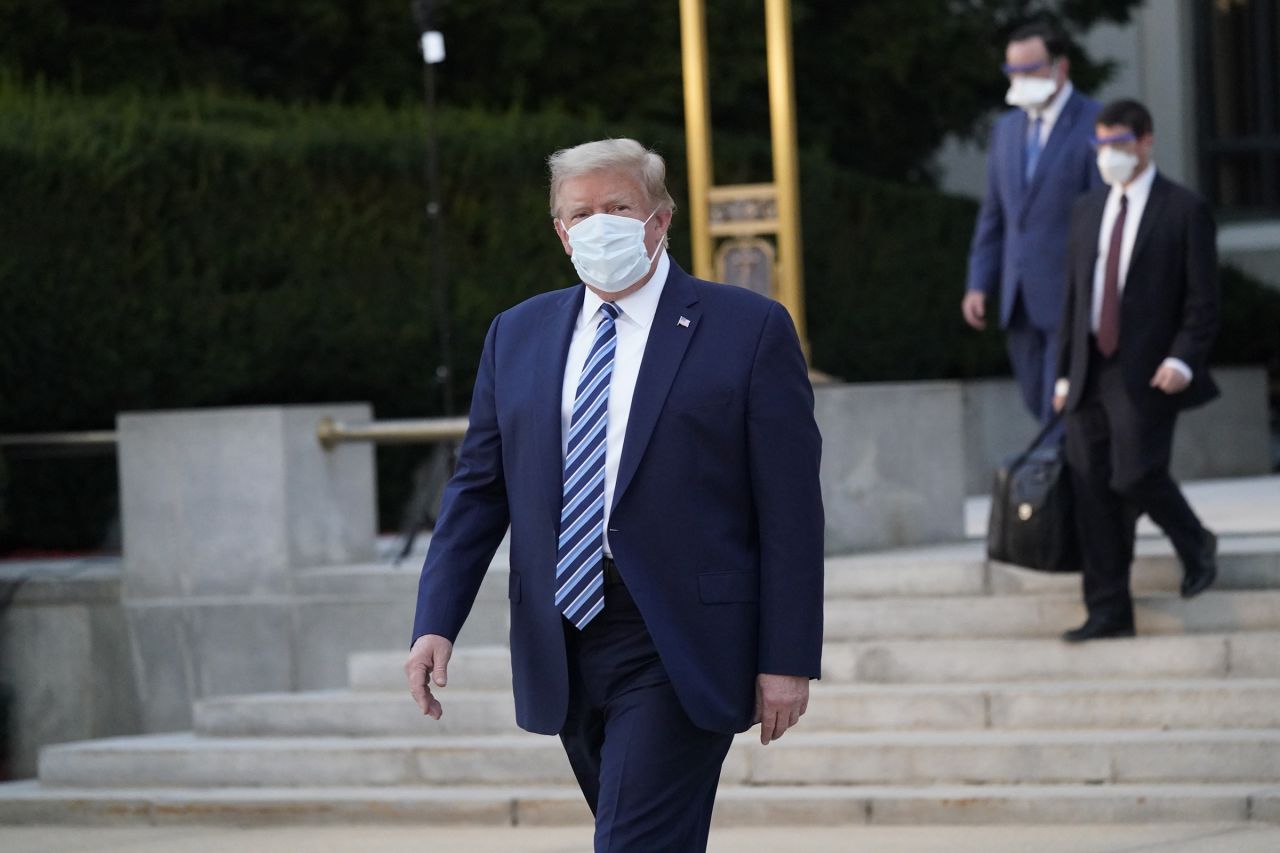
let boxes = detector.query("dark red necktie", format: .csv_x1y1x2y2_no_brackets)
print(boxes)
1096,195,1127,357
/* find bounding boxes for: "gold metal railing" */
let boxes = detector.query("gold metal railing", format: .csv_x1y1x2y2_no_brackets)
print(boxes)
0,431,119,457
679,0,808,356
1,418,470,456
316,416,468,450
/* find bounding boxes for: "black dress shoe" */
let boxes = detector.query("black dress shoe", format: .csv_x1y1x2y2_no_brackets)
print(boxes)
1181,531,1218,599
1062,618,1136,643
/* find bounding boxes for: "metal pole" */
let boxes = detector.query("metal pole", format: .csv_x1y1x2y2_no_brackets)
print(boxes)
316,416,469,450
679,0,715,281
0,431,118,458
413,0,455,416
764,0,809,354
404,2,460,560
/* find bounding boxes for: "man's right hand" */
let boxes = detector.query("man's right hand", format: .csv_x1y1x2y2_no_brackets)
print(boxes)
961,291,988,330
405,633,453,720
1052,393,1066,413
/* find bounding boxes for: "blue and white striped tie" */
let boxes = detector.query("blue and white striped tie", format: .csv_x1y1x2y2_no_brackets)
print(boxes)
1024,115,1043,185
556,302,619,629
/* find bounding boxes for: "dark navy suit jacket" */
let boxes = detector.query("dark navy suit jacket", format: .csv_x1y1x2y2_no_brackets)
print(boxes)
412,261,825,735
966,90,1102,330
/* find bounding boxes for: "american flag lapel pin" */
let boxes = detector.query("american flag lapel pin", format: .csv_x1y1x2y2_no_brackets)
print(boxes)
677,316,691,328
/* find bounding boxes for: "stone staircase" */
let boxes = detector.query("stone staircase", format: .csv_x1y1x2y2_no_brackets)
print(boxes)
3,539,1280,826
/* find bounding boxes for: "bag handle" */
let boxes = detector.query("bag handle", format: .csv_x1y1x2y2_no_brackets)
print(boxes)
1009,412,1065,470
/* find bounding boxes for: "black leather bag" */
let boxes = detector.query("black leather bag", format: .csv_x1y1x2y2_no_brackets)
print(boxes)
986,415,1079,573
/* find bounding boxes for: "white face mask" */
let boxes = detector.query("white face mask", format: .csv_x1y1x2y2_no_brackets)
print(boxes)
561,209,660,293
1005,75,1058,110
1096,147,1140,186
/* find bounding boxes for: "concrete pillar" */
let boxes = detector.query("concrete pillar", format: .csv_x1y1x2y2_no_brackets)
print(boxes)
116,405,376,730
961,380,1039,496
816,382,966,554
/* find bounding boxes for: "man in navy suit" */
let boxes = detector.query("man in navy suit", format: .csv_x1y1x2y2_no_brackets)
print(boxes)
963,21,1102,427
404,138,824,851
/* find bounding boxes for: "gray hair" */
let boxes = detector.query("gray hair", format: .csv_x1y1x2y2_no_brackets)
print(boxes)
547,138,677,220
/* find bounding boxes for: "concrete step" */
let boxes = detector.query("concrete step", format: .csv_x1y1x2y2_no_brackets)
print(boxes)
194,678,1280,738
989,537,1280,596
347,632,1280,692
349,646,512,691
350,585,1280,649
801,679,1280,732
195,690,518,737
824,631,1280,683
827,536,1280,599
317,536,1280,609
36,729,1280,788
823,590,1280,640
1,780,1276,826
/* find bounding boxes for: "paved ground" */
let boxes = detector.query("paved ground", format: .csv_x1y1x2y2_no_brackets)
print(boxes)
3,823,1280,852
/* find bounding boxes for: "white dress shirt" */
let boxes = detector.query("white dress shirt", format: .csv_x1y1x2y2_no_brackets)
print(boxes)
1028,80,1074,147
1090,162,1157,333
560,251,669,556
1055,163,1190,399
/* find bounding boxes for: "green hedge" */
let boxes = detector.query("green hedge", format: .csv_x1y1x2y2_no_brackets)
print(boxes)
1,86,1276,550
0,86,1004,418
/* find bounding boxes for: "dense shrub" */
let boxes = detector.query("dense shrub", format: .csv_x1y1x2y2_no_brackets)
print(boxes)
1216,266,1280,372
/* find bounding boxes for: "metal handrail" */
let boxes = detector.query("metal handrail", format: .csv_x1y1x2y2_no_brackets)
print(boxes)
0,431,119,457
1,418,472,456
0,431,119,448
316,416,468,450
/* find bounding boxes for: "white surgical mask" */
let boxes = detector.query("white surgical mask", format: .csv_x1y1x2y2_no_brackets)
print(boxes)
1096,147,1140,186
1005,75,1058,110
561,209,660,293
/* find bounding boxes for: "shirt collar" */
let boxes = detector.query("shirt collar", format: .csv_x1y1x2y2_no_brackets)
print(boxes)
578,250,669,331
1032,80,1073,126
1109,161,1158,208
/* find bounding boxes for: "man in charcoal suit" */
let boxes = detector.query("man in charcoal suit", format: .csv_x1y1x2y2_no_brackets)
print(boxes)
404,138,825,851
1054,99,1220,642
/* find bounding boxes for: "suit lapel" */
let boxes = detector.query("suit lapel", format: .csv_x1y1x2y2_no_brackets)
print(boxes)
1127,173,1168,277
534,286,585,521
1079,189,1107,331
1007,111,1029,205
611,263,702,511
1020,91,1083,217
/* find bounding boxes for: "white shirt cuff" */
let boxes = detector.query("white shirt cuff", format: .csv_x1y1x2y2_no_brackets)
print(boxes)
1054,378,1070,398
1161,358,1193,382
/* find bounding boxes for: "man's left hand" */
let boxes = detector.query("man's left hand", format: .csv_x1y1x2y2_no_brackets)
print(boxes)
754,673,809,745
1150,365,1190,394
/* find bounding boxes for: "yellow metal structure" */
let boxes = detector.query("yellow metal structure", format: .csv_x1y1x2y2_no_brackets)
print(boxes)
678,0,808,354
317,416,469,450
678,0,715,280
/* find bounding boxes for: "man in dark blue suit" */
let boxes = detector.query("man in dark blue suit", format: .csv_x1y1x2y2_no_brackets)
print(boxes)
963,21,1102,427
404,138,824,851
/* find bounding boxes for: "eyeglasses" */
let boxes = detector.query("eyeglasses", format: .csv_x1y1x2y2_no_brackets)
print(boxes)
1089,132,1137,149
1000,59,1053,75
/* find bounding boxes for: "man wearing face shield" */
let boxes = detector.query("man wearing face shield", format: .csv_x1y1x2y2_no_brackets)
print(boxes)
963,21,1102,432
1053,99,1220,642
404,138,824,851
